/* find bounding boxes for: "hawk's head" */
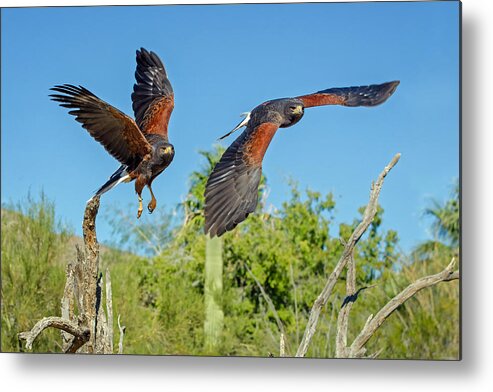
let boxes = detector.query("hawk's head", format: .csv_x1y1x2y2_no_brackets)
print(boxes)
280,99,304,128
157,142,175,164
256,98,305,128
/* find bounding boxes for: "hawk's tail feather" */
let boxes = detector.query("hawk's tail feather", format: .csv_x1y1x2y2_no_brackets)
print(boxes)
87,166,131,202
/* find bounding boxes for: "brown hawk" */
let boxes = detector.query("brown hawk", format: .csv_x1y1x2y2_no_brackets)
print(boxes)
204,81,400,237
50,48,175,218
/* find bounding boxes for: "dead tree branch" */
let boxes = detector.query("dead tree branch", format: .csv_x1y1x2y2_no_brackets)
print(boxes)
348,258,459,357
82,198,101,353
19,196,118,353
61,262,76,351
105,268,114,353
18,317,90,352
280,333,286,357
336,250,377,358
335,254,355,358
117,314,126,354
295,153,401,357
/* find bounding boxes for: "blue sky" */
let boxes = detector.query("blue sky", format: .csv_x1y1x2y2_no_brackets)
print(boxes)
1,1,459,252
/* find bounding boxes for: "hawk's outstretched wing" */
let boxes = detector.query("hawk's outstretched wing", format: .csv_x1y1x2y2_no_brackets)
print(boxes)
296,81,399,108
205,122,279,237
132,48,174,139
205,80,400,237
50,84,152,166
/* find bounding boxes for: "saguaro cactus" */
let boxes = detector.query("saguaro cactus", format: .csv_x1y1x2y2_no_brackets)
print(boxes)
204,235,224,352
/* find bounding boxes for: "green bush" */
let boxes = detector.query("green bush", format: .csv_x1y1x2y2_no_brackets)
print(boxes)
1,193,70,352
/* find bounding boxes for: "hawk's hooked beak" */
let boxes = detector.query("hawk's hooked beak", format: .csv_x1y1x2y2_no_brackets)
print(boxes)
218,112,251,140
293,105,303,115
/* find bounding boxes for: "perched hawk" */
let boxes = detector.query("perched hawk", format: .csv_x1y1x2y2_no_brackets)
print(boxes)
50,48,175,218
204,81,400,237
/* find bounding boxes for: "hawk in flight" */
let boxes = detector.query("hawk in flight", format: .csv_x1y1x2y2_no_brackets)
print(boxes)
50,48,175,218
204,81,400,237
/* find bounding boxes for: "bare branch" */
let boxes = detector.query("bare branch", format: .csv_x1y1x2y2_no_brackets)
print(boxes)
349,258,459,357
61,262,76,351
280,333,286,357
95,274,108,353
363,314,374,331
369,348,384,359
82,196,101,353
117,314,126,354
73,245,86,316
65,323,91,353
18,317,89,351
106,268,114,353
296,153,401,357
335,254,356,357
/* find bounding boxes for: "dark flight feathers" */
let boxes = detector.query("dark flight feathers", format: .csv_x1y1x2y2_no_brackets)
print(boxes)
319,80,399,107
132,48,174,138
50,84,152,167
204,129,263,237
205,80,400,237
297,81,400,108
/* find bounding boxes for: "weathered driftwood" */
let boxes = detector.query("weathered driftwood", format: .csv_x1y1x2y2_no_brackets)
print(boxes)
19,197,120,354
295,153,401,357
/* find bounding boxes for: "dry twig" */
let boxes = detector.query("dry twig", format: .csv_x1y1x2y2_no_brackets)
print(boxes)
117,314,126,354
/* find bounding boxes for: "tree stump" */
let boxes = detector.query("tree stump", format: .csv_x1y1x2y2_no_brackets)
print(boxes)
19,197,122,354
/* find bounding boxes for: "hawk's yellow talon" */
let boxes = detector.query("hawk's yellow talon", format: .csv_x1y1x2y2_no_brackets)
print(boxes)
137,197,143,219
147,185,157,214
